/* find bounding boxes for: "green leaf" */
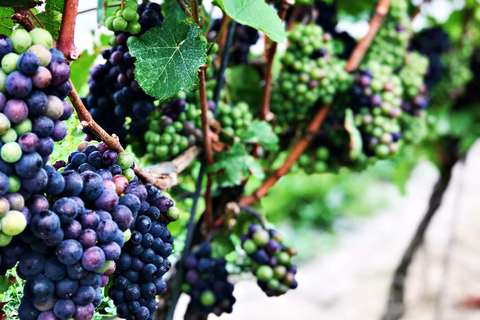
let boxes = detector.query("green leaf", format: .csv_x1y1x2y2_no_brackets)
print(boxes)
70,50,98,96
0,0,41,9
240,120,278,151
225,65,262,108
45,0,64,12
213,0,286,43
0,276,15,294
0,8,14,36
162,0,187,25
211,232,235,258
129,17,207,101
344,109,363,160
35,10,62,40
209,142,264,186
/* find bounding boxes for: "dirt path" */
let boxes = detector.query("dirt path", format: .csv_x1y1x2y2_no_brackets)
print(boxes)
174,142,480,320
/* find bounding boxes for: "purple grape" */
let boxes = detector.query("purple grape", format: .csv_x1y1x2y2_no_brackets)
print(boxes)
6,71,32,98
31,66,52,88
53,299,76,319
79,211,100,229
48,60,70,86
56,239,83,265
4,98,28,123
81,246,105,272
32,115,54,138
21,167,48,193
63,220,82,239
111,204,133,231
101,241,121,260
0,35,12,59
37,137,54,157
61,170,83,197
102,150,118,166
59,100,73,121
18,133,39,153
51,120,67,141
17,51,40,74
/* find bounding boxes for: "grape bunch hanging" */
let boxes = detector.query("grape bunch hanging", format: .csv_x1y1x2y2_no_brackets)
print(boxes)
84,1,164,146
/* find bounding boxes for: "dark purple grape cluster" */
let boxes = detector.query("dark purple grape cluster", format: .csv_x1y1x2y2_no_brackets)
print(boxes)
207,19,259,64
241,225,297,297
5,142,145,319
85,1,163,146
0,142,180,320
182,242,235,316
410,27,450,89
313,1,356,59
0,29,73,247
108,186,178,320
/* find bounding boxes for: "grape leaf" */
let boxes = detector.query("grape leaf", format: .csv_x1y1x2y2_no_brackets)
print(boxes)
209,142,264,187
240,120,278,151
213,0,286,43
0,0,41,9
129,17,207,101
225,65,262,108
35,10,62,40
45,0,64,12
162,0,187,25
0,8,14,36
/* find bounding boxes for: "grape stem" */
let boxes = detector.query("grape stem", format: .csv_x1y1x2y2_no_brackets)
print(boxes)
240,0,392,206
177,0,192,18
259,0,290,121
198,67,215,233
11,9,36,31
67,79,125,154
28,9,44,29
240,104,331,206
344,0,392,72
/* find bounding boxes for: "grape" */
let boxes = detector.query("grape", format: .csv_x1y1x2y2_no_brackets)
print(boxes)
17,51,40,75
182,242,235,315
29,28,53,48
48,60,70,86
43,95,64,120
28,45,52,67
56,239,83,265
0,35,12,60
6,71,32,98
10,29,32,54
2,210,26,235
53,299,76,319
241,225,298,296
1,52,19,74
1,142,22,163
4,98,28,123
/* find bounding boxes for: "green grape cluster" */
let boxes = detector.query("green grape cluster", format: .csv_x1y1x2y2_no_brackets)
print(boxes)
398,52,429,115
216,101,253,138
132,92,204,163
271,24,352,124
105,0,141,34
364,0,410,70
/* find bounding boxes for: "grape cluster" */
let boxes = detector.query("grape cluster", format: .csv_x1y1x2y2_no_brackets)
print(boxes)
182,242,235,316
131,92,204,163
0,29,73,246
216,101,252,138
350,62,403,159
85,1,163,146
241,225,297,297
105,0,142,34
271,24,351,124
207,19,259,65
364,0,410,70
109,187,178,320
1,143,143,319
398,52,429,116
410,27,450,89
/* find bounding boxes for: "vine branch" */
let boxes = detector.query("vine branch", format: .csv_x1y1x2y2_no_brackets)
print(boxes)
241,0,392,205
57,0,82,61
344,0,391,72
381,138,461,320
240,104,331,206
259,0,290,121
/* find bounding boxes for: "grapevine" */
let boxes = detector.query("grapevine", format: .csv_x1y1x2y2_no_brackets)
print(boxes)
0,1,476,320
